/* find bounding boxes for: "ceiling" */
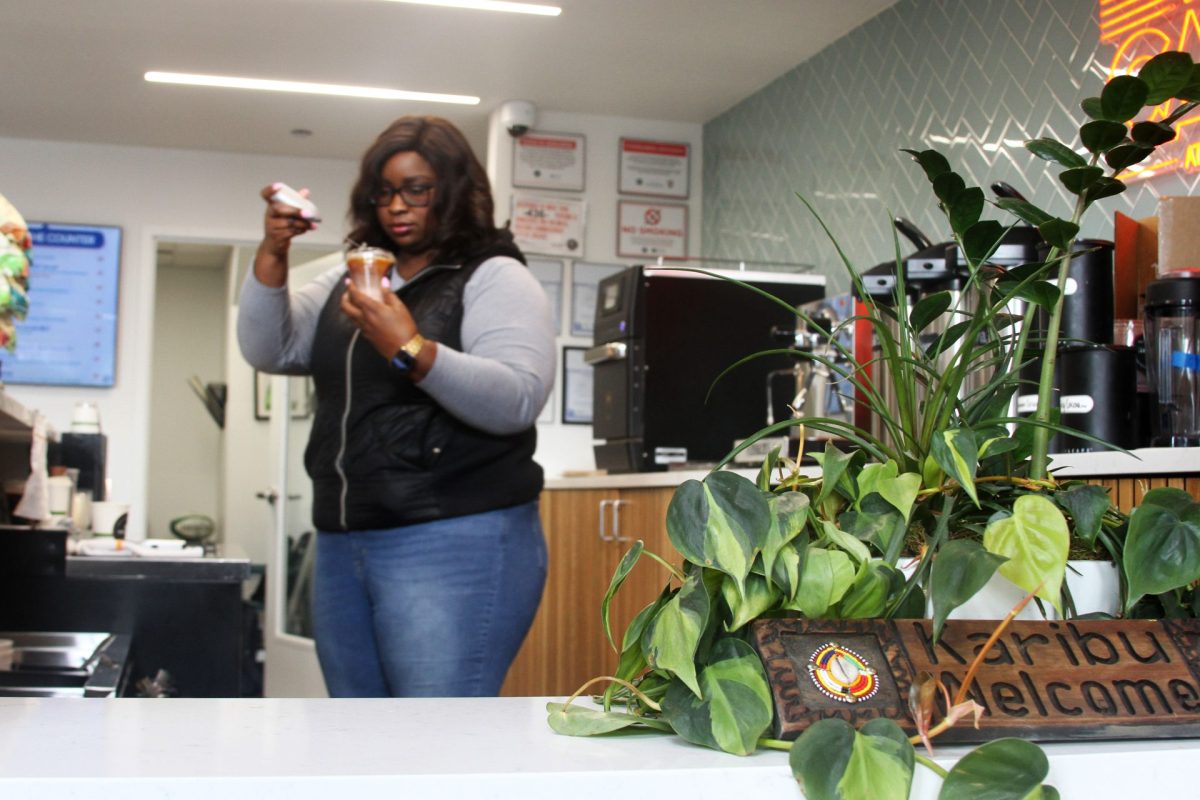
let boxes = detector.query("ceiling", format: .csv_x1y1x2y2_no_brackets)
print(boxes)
3,0,896,161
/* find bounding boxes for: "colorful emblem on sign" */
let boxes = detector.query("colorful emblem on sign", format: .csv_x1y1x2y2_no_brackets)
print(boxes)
807,642,879,703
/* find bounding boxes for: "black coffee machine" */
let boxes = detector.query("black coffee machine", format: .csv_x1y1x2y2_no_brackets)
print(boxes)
589,265,825,472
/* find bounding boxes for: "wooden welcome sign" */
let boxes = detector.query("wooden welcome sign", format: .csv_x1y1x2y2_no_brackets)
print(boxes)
750,618,1200,743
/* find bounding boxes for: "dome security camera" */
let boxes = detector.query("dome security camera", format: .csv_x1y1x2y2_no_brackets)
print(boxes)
500,100,537,137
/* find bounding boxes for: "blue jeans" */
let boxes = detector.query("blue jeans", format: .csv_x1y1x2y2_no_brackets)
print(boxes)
311,500,547,697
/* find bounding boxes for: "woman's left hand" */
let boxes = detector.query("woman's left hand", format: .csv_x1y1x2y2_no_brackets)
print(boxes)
340,279,415,359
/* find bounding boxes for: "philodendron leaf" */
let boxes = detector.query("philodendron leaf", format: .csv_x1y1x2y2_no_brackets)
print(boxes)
931,428,980,506
1053,484,1112,548
813,442,856,506
839,494,907,562
660,637,773,756
641,569,711,697
930,539,1008,642
983,494,1070,613
877,471,923,522
757,444,782,491
837,561,893,619
1139,50,1195,105
721,572,778,632
666,471,767,593
1023,138,1088,169
939,738,1051,800
790,717,914,800
602,539,644,650
771,540,803,601
547,702,662,736
855,461,898,508
1100,74,1150,121
1123,488,1200,611
788,546,855,617
820,519,872,565
761,491,810,581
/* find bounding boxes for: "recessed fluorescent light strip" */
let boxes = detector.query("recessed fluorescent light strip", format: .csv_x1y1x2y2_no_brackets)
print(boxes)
384,0,560,15
144,71,479,105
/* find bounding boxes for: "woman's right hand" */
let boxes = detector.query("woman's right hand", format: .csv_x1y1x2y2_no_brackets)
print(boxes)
259,183,318,256
253,183,318,288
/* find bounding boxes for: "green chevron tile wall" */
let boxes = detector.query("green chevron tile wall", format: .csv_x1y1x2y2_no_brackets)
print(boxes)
702,0,1197,293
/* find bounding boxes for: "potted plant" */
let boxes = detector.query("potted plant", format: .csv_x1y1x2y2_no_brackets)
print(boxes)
547,52,1200,798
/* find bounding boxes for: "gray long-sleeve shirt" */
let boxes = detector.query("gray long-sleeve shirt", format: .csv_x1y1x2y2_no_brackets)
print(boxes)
237,256,556,435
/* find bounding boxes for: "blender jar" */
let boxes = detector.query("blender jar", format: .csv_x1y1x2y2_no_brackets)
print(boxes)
1143,271,1200,446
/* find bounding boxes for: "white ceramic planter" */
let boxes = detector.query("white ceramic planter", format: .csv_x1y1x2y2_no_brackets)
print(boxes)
944,560,1120,621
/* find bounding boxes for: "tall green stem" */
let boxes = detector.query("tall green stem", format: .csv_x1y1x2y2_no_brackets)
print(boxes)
1029,177,1092,480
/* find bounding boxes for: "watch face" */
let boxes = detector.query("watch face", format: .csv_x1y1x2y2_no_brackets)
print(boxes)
391,351,415,371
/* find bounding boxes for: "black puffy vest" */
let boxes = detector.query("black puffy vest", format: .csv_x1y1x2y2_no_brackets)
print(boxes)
305,246,542,531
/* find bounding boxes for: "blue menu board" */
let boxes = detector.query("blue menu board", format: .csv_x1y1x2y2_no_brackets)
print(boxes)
0,222,121,387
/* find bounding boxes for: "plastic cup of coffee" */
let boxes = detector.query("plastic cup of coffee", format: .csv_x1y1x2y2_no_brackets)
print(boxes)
346,247,396,300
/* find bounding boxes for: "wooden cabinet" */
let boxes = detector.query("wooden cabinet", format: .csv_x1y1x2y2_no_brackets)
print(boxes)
500,485,679,697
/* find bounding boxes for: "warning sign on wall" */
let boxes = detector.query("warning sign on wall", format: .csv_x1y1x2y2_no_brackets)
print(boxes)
618,138,690,198
617,201,688,259
511,193,586,258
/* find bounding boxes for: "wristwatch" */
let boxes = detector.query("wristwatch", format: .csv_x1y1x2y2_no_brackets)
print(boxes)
390,333,426,373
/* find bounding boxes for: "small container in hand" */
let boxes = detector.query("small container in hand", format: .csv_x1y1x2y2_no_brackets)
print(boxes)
346,246,396,300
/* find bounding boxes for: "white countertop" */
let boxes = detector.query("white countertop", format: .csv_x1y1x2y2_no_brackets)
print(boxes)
545,447,1199,489
0,696,1196,799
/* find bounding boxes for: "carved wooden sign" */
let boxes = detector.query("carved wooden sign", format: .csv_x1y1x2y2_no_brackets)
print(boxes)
750,618,1200,743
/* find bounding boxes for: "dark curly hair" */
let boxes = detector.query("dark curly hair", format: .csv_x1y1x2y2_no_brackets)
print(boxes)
347,116,518,265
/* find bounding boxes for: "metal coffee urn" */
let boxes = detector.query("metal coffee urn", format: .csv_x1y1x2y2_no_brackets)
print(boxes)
588,266,824,473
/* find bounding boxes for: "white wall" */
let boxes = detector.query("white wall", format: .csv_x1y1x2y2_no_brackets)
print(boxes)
147,258,228,538
485,110,704,477
0,135,354,540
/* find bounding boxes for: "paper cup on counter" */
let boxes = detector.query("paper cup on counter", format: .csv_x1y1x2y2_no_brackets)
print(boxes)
91,501,131,539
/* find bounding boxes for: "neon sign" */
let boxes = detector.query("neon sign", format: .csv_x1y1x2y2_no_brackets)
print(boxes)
1100,0,1200,179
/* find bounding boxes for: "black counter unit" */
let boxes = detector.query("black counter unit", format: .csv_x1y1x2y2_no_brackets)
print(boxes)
589,266,824,472
0,543,253,698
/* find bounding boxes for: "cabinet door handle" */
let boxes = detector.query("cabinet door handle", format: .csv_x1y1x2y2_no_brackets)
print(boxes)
597,499,615,542
612,499,632,542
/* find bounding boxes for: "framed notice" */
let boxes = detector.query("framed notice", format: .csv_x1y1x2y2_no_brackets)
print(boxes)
562,346,593,425
511,193,586,258
513,132,586,192
570,261,625,338
618,138,690,198
617,201,688,259
526,257,565,335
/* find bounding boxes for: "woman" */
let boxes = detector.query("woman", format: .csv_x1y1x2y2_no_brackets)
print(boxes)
238,116,555,697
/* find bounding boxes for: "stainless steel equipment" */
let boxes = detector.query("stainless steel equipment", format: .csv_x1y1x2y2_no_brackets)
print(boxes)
0,631,131,697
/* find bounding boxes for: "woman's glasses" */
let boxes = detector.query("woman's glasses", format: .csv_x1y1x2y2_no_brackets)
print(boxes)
369,182,435,208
